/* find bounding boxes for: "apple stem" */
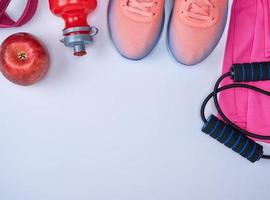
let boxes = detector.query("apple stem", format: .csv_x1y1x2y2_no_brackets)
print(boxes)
18,52,27,60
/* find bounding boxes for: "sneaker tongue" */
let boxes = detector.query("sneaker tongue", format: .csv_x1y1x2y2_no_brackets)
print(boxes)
196,1,207,6
127,0,154,13
131,0,153,4
191,0,210,8
189,1,210,17
137,0,152,2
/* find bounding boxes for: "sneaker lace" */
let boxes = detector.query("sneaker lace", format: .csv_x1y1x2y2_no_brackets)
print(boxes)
125,0,156,17
184,0,215,22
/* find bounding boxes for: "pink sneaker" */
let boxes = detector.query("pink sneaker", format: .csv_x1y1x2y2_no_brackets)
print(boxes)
168,0,228,66
108,0,165,60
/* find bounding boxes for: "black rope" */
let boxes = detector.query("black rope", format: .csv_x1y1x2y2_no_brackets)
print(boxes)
201,72,270,159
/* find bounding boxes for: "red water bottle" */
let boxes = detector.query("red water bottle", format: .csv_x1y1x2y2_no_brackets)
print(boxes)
49,0,98,56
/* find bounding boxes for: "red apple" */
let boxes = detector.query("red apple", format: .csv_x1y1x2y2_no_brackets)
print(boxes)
0,33,50,86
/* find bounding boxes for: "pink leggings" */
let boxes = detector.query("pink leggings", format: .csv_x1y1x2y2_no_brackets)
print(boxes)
220,0,270,143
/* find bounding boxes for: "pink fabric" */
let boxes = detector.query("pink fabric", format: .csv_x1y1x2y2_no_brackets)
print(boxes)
220,0,270,143
0,0,38,28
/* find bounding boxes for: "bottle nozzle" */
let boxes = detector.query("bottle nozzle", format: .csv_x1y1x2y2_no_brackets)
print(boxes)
61,26,98,56
73,44,87,56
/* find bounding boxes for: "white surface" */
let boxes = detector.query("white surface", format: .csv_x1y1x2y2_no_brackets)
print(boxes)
1,1,270,200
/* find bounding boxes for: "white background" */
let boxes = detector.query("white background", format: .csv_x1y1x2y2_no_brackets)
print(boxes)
1,0,270,200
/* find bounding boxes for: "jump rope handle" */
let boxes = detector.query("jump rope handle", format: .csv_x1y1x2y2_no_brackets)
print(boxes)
202,115,264,163
232,62,270,82
0,0,38,28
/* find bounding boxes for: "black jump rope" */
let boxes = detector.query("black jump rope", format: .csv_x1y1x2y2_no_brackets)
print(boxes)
201,61,270,163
